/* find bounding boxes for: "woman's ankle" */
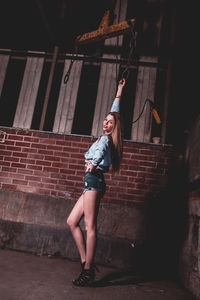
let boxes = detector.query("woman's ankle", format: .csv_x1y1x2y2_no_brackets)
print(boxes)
81,261,86,270
84,263,91,270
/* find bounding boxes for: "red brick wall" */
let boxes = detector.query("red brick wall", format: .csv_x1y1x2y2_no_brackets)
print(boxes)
0,128,174,206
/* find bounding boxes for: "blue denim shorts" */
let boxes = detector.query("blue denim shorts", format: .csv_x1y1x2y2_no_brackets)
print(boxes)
83,171,106,197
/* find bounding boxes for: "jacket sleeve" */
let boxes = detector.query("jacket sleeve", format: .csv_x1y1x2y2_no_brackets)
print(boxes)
91,135,109,167
110,100,120,113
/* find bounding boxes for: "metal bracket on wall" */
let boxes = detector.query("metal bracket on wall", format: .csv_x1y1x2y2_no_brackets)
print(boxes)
0,130,6,143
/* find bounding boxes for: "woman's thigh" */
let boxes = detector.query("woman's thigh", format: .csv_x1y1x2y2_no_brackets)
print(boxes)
83,190,101,228
67,194,84,226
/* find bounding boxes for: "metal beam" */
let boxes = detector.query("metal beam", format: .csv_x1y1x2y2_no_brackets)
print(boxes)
75,8,135,46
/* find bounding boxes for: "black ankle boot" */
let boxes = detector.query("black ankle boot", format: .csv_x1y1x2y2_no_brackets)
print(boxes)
72,267,95,287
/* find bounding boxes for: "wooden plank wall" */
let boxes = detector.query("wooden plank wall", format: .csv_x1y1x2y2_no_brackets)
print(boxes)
53,55,83,134
0,0,161,143
91,0,128,137
91,57,119,137
13,52,45,129
131,56,158,142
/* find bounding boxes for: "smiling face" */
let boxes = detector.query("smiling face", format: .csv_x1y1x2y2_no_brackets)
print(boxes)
103,114,115,135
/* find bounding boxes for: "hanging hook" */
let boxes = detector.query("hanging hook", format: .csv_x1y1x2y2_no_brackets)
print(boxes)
64,59,74,84
121,68,130,80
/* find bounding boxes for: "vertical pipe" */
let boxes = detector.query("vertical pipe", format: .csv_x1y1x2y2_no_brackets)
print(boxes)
161,6,176,144
39,45,59,130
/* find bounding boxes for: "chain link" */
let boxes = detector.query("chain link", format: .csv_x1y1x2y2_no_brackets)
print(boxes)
121,20,137,80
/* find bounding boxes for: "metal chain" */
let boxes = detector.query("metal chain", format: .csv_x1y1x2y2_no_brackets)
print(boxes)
63,57,74,84
121,20,137,80
63,39,81,84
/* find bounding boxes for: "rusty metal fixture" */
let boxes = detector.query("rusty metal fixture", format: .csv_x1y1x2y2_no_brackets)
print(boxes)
75,9,135,46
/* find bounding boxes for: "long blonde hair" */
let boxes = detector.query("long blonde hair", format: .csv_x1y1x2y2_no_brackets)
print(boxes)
108,112,124,174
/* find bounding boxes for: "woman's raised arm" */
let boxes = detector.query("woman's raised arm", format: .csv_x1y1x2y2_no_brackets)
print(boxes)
114,78,126,102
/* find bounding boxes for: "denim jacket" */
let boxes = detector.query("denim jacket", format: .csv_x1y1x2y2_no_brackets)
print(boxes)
84,100,120,172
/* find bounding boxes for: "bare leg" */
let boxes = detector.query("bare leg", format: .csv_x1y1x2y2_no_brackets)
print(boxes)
83,190,101,269
66,194,86,264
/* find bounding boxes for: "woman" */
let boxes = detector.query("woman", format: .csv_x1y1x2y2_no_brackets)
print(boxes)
67,78,126,286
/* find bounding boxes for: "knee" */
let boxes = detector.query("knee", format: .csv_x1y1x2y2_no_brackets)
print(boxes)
66,216,75,230
84,222,96,235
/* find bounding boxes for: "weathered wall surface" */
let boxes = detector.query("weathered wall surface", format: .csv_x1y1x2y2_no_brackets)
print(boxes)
179,189,200,300
0,189,146,268
179,116,200,299
0,127,175,270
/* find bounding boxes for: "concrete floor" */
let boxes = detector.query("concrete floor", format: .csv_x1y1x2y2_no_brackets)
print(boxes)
0,249,196,300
